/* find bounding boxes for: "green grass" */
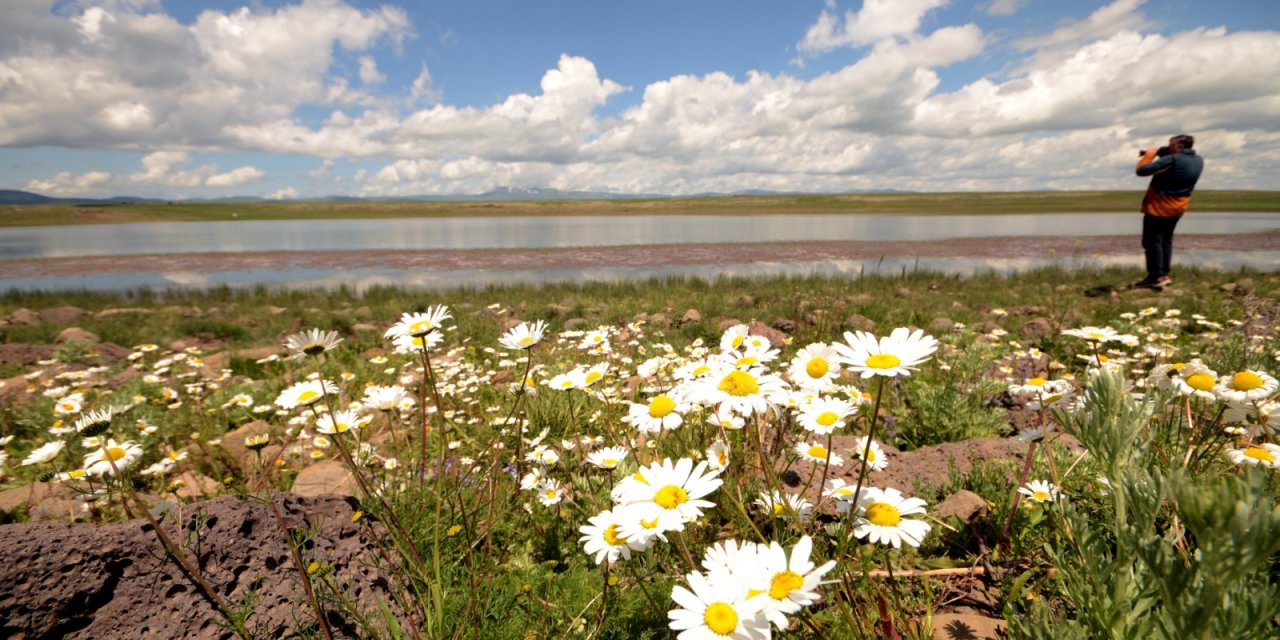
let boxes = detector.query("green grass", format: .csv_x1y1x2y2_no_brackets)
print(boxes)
3,190,1278,227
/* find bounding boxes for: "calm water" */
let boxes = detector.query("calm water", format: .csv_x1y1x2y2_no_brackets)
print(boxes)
5,250,1278,293
2,212,1278,259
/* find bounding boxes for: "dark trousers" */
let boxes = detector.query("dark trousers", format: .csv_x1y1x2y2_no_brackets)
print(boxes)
1141,214,1181,280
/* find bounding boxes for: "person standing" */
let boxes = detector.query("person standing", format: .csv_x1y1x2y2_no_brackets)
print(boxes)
1134,134,1204,289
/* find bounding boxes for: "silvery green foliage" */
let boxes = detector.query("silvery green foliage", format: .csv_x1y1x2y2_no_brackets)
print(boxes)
1010,372,1280,640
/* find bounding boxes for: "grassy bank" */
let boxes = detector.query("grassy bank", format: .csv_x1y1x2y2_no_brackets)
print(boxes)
3,190,1278,227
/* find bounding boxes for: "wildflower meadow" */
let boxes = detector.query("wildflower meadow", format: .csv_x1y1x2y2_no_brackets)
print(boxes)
1,268,1278,639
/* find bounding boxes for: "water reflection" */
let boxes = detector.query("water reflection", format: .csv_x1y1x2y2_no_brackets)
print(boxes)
4,250,1276,293
1,212,1277,259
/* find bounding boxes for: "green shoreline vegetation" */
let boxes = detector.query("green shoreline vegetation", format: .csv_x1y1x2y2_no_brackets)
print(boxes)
2,189,1279,227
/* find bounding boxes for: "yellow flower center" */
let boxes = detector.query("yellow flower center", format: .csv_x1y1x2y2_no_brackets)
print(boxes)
1170,362,1186,370
703,602,739,636
1097,355,1109,363
545,490,557,499
602,458,618,467
632,472,648,484
1231,371,1265,391
769,571,805,601
807,445,829,459
735,356,758,367
816,411,839,427
692,365,711,377
865,354,902,370
731,336,745,349
865,501,901,526
1026,377,1047,387
649,395,677,418
297,389,320,403
772,503,785,515
863,447,877,462
1244,446,1276,462
654,484,689,509
408,321,433,336
584,371,603,385
603,524,625,546
718,370,760,397
805,357,829,379
519,336,532,346
106,446,128,461
1186,373,1216,392
640,517,659,529
1032,491,1051,501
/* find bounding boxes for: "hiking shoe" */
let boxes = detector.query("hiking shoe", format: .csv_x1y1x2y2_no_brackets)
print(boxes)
1130,279,1159,290
1155,275,1173,287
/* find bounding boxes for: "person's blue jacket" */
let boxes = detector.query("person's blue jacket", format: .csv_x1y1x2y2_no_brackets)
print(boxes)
1137,149,1203,197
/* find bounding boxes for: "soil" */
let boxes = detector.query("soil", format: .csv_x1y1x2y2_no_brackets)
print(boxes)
4,230,1279,277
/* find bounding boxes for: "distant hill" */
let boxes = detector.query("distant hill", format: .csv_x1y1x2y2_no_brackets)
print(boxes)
0,189,163,205
0,186,914,206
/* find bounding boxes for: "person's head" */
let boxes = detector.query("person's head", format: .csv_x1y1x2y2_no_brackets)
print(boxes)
1169,134,1194,152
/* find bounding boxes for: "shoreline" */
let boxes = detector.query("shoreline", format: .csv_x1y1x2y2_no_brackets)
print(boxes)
4,231,1279,278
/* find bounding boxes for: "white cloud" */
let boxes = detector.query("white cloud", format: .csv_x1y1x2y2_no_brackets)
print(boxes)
206,166,266,187
409,63,442,105
798,0,950,54
358,55,385,85
1014,0,1149,53
984,0,1022,16
266,187,299,199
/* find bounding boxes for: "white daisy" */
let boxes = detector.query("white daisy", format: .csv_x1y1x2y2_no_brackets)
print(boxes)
284,328,343,360
579,508,650,565
385,306,452,339
275,380,333,410
786,343,842,391
795,441,843,466
1018,479,1060,503
685,364,789,417
586,446,629,470
795,397,856,435
1172,363,1219,401
613,457,723,534
1215,370,1279,403
668,570,770,640
848,486,931,548
833,328,937,379
21,440,66,466
1227,443,1280,469
718,324,751,353
850,436,888,472
83,439,143,476
499,320,548,351
624,394,687,433
753,536,837,629
754,490,813,522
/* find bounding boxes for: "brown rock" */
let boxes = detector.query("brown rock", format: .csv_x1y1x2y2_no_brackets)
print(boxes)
54,327,100,345
1019,317,1055,339
220,420,275,468
647,313,670,328
895,287,912,298
173,472,221,500
351,322,379,333
845,314,876,332
680,308,702,324
548,303,573,317
8,308,42,326
0,343,57,370
563,318,589,331
717,318,743,331
235,345,283,361
928,317,955,333
933,490,990,524
748,321,788,349
0,482,84,522
736,295,755,308
0,494,411,639
291,459,359,497
38,305,86,325
771,318,797,333
932,608,1006,640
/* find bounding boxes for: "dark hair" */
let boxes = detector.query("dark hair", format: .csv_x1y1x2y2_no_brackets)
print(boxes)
1173,134,1194,149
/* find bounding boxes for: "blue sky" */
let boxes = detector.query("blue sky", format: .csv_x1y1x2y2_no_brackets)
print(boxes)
2,0,1278,198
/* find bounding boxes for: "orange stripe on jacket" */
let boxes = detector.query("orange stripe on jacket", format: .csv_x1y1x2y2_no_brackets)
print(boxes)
1138,148,1190,218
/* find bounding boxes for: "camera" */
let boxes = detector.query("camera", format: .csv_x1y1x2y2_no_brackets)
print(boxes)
1137,146,1172,157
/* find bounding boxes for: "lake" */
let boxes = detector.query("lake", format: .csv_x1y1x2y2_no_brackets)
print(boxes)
2,212,1279,259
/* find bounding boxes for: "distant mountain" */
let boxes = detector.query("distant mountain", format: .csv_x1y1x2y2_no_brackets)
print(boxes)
0,186,915,206
0,189,163,205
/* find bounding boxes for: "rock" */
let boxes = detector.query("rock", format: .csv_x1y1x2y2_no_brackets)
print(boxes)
200,351,231,371
1019,317,1055,339
291,459,359,497
771,318,797,333
234,345,282,361
37,305,85,325
268,305,289,315
932,608,1006,640
585,305,608,317
173,472,221,500
680,309,702,324
351,322,379,333
548,304,573,317
845,314,876,332
54,327,99,345
0,494,411,639
0,482,84,522
928,317,955,333
717,318,743,331
499,316,523,332
934,490,990,525
8,308,42,326
647,313,670,328
736,295,755,308
748,321,788,349
353,306,373,320
895,287,912,298
1220,283,1237,293
563,318,589,331
0,343,57,370
220,420,276,469
96,307,151,318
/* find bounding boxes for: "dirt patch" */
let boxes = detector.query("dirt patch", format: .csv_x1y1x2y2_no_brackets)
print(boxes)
0,343,56,370
0,494,412,639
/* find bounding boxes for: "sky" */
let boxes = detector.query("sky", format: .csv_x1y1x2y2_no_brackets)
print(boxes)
1,0,1278,199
